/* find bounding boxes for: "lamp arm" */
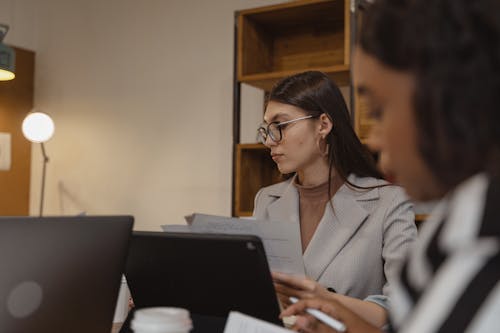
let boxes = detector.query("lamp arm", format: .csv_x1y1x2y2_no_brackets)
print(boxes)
41,141,49,163
39,142,49,216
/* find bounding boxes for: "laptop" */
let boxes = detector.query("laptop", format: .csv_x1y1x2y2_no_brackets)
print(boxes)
0,215,134,333
121,232,282,333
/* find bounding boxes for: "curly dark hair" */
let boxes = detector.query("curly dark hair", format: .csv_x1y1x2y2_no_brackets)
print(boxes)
359,0,500,190
267,71,383,188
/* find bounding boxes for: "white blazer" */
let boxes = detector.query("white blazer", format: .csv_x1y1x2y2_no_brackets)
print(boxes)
253,174,417,304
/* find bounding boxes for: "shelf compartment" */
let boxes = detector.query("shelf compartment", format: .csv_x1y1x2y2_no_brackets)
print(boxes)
237,0,350,91
235,144,282,216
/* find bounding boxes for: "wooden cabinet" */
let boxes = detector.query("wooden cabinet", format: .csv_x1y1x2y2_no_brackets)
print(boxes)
353,89,375,143
237,0,351,91
232,0,353,216
0,47,34,215
235,144,282,216
230,1,429,223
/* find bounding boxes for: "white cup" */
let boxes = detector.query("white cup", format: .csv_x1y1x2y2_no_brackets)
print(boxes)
113,275,130,323
131,307,192,333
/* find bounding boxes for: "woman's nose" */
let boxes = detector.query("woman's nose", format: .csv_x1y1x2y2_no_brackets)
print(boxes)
264,135,277,147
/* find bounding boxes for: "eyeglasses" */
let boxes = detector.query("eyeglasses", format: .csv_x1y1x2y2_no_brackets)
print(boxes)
257,115,316,144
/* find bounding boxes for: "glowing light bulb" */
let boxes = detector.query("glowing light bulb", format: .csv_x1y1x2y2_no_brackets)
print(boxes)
22,112,55,143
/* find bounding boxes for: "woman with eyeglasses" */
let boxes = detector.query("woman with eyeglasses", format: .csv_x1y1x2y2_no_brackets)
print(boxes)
253,70,417,328
281,0,500,332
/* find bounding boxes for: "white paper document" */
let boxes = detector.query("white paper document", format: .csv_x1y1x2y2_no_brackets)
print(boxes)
223,311,294,333
161,213,305,276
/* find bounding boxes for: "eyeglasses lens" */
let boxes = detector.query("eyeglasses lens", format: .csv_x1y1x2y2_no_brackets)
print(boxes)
257,123,283,144
268,124,281,142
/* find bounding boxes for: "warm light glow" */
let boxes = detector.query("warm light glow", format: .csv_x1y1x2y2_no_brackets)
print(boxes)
22,112,55,143
0,68,14,80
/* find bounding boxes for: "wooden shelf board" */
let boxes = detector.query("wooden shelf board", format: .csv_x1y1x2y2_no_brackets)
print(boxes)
239,65,350,91
236,210,253,217
238,0,340,18
237,143,268,150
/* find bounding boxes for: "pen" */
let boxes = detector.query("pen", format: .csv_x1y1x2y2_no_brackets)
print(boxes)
289,296,346,332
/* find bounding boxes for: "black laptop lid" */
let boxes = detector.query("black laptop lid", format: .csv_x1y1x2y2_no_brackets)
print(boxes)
125,232,282,326
0,216,134,333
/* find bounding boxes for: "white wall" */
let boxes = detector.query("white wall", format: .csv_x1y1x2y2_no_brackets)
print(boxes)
0,0,37,50
1,0,286,230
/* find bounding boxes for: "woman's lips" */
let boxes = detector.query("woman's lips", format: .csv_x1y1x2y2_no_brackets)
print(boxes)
271,153,283,161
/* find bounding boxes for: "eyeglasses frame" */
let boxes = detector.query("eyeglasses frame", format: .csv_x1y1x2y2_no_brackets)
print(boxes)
257,115,317,144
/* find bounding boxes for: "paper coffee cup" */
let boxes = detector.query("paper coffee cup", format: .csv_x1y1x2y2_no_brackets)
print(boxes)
131,307,192,333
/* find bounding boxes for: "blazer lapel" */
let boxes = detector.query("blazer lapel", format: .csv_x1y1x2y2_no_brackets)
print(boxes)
266,180,300,225
303,182,378,281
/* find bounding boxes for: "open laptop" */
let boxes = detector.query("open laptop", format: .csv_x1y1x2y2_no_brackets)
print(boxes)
0,215,134,333
121,232,282,333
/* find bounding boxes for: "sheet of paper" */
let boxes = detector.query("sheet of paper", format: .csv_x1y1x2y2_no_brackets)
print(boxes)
161,213,305,276
161,224,191,232
223,311,294,333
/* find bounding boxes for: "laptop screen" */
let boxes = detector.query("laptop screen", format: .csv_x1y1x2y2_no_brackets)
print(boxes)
122,231,282,332
0,215,133,333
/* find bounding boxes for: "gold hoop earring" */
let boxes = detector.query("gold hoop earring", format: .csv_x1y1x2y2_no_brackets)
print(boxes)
317,137,329,157
323,143,330,157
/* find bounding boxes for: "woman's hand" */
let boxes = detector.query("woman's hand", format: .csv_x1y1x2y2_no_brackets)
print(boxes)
273,271,388,328
272,271,332,308
281,297,382,333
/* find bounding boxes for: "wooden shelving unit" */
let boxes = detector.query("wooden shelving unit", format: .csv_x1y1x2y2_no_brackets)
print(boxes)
354,88,376,143
237,0,351,90
0,47,34,215
235,144,282,216
230,1,431,228
232,0,352,216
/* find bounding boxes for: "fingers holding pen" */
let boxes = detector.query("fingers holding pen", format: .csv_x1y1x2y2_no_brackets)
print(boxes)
281,298,340,320
282,298,382,333
284,298,342,333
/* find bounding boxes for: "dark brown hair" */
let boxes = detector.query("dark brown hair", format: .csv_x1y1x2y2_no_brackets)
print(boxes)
359,0,500,190
267,71,384,188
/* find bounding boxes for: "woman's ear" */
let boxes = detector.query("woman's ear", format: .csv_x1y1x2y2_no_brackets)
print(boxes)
318,113,333,138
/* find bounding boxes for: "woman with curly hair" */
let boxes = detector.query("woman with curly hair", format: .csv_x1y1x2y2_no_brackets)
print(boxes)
282,0,500,332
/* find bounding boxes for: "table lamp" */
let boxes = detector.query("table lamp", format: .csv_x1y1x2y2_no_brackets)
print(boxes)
22,112,55,216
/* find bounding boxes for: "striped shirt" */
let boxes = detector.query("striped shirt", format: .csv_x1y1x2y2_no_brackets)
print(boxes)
390,174,500,332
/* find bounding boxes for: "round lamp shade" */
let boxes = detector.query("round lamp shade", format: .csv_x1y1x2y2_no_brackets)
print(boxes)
22,112,55,143
0,68,15,80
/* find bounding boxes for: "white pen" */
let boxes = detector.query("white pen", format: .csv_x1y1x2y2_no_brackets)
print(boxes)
289,296,346,332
